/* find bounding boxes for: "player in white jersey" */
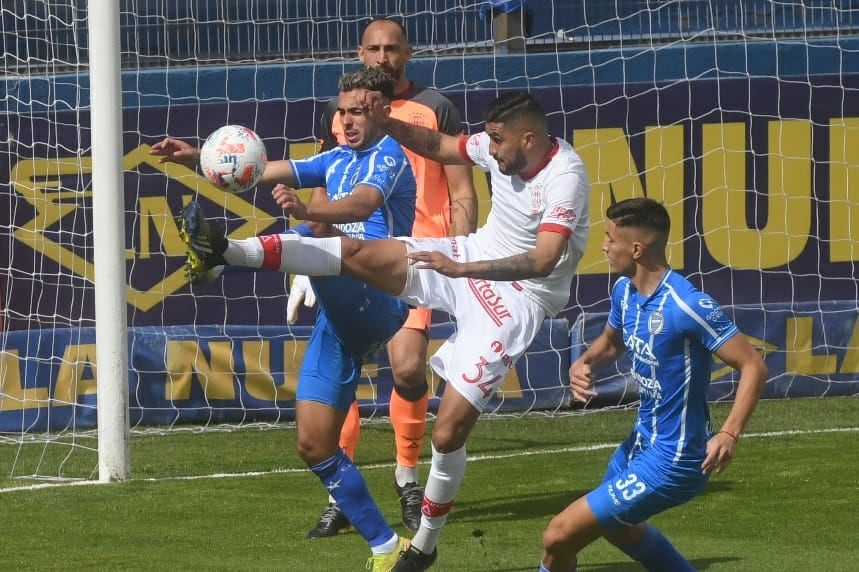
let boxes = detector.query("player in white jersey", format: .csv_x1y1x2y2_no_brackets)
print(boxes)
177,91,589,571
539,198,768,572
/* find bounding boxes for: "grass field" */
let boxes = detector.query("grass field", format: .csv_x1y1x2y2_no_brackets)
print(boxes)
0,397,856,571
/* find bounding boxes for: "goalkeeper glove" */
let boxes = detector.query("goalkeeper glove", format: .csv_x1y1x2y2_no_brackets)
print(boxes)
286,275,316,324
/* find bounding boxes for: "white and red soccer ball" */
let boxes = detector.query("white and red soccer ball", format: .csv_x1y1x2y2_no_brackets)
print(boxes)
199,125,267,193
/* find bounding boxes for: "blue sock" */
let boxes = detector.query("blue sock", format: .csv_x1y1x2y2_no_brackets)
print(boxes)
620,525,694,572
309,450,395,549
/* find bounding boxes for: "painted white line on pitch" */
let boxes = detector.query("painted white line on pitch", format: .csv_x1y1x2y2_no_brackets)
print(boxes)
2,425,857,494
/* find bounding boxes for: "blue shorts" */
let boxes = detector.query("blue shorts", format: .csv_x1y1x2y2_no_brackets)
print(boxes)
295,275,408,411
585,433,710,530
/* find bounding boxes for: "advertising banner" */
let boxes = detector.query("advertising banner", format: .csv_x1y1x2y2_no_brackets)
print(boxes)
0,319,570,432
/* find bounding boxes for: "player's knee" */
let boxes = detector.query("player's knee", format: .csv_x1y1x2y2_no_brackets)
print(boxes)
392,379,428,401
542,517,573,553
430,424,468,453
391,353,426,386
295,435,336,466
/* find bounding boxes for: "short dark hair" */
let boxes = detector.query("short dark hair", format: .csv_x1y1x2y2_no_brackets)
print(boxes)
338,67,396,101
484,91,547,129
360,16,408,44
606,198,671,237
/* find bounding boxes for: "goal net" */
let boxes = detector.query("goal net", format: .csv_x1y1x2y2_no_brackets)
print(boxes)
1,0,857,483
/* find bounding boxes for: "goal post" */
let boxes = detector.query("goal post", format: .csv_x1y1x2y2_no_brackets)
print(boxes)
89,0,130,482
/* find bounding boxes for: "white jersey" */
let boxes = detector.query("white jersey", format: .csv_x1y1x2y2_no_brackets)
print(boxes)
458,133,590,316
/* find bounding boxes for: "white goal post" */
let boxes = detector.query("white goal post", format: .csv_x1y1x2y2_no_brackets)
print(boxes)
89,0,130,482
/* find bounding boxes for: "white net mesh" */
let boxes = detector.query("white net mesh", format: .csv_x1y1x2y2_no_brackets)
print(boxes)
1,1,857,482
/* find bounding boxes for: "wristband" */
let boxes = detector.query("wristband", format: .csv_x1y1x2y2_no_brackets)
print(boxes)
718,429,739,442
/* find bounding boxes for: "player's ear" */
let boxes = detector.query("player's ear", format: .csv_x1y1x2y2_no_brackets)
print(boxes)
383,103,393,117
631,241,646,260
522,130,536,148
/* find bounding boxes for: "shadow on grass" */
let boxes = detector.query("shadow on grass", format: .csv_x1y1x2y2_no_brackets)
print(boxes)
490,555,742,571
452,479,735,526
453,489,590,523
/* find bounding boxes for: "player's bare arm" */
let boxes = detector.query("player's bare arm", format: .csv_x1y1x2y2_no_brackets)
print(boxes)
258,160,298,187
278,184,383,224
359,91,469,166
702,334,768,474
149,137,200,166
444,163,479,235
569,326,625,402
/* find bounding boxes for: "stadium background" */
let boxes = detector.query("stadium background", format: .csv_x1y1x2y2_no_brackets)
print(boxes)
1,1,858,432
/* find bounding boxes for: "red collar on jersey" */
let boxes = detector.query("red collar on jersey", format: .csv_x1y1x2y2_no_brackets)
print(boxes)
519,137,560,181
394,81,418,99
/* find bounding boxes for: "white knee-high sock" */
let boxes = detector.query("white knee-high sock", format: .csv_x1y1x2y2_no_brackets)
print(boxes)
412,444,467,554
223,234,342,276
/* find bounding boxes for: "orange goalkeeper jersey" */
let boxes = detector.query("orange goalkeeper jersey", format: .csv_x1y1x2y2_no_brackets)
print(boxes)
319,82,463,238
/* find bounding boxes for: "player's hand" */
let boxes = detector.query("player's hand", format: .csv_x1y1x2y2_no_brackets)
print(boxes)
569,360,597,403
286,275,316,324
273,184,309,220
357,89,389,124
150,137,200,167
702,432,737,475
407,251,465,277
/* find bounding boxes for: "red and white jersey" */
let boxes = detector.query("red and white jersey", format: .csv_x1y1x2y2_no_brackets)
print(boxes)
458,132,589,316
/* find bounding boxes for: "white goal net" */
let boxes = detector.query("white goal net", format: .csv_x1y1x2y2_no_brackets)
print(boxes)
1,0,857,482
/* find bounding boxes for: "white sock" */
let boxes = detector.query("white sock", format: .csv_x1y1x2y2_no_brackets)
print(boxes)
283,235,341,275
370,533,400,555
223,237,264,267
395,464,419,487
223,234,341,276
412,444,467,554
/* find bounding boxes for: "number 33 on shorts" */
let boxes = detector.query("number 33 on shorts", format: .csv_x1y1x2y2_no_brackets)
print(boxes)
615,473,647,501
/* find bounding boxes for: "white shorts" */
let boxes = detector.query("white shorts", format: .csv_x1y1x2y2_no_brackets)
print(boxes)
396,237,547,412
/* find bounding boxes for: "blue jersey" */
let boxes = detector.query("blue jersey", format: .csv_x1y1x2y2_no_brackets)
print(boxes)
288,134,416,239
608,270,739,464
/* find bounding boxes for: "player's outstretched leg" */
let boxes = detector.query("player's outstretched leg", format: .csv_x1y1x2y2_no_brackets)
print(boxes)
177,200,227,283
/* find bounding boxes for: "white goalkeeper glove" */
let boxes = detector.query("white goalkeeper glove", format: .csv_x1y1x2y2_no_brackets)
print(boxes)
286,274,316,324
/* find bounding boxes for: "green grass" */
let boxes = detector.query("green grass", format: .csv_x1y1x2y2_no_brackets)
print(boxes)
0,397,856,571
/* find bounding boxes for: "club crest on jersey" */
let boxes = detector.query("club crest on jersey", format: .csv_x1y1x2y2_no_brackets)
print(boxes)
531,183,544,213
409,112,427,126
648,311,665,334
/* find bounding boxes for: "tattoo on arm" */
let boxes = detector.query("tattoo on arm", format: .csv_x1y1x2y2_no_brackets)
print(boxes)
426,131,442,153
463,252,542,281
385,118,444,161
450,197,478,235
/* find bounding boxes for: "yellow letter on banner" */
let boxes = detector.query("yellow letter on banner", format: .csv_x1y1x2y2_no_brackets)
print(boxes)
574,126,685,275
54,344,99,405
165,340,237,401
0,350,50,410
829,118,859,264
243,340,303,402
702,120,811,269
785,317,837,376
136,196,189,260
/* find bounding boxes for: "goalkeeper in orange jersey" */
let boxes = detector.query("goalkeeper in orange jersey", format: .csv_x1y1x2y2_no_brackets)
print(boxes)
291,16,478,538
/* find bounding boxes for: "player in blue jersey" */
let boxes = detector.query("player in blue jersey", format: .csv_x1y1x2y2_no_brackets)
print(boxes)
151,67,417,571
538,197,768,572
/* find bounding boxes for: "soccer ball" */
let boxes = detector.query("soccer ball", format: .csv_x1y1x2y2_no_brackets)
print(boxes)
199,125,268,193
